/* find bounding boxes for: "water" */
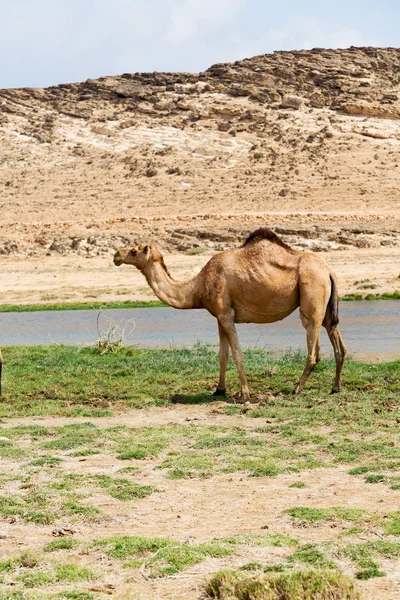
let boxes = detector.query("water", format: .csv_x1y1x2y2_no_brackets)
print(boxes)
0,301,399,361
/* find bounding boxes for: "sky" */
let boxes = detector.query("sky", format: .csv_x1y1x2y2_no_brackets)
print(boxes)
1,0,399,89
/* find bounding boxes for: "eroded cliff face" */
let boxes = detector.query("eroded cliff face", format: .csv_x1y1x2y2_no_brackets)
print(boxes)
0,47,400,259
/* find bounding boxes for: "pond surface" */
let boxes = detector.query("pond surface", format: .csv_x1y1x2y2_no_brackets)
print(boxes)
0,301,399,362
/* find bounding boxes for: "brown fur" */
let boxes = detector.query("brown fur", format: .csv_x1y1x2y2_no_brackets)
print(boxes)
243,228,294,252
114,232,347,400
149,244,172,277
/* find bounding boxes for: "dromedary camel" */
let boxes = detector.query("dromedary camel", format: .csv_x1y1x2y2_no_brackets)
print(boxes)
114,229,347,400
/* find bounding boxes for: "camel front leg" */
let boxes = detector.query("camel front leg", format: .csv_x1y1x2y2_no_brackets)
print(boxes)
213,323,229,397
218,314,250,402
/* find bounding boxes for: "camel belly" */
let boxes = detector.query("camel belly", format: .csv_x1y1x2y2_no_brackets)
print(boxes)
233,302,298,324
230,279,300,324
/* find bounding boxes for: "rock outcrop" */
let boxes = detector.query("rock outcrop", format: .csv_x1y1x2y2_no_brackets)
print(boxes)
0,46,400,258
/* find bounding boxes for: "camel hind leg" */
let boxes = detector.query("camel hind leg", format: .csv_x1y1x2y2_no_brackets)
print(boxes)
323,312,347,393
295,258,331,395
294,313,321,395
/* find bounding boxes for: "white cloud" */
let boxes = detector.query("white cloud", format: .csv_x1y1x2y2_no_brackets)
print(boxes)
266,16,380,51
165,0,246,42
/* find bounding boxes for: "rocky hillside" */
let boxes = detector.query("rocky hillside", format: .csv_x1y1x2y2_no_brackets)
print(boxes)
1,46,400,258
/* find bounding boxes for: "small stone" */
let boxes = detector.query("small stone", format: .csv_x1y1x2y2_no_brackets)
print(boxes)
280,95,302,109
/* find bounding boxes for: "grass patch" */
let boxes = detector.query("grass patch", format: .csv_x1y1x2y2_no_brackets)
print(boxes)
285,507,366,524
91,475,153,500
0,552,96,593
205,569,361,599
341,291,400,301
29,455,63,467
186,247,208,255
54,592,98,599
0,439,26,460
94,535,233,577
0,494,55,525
340,540,400,578
63,501,102,518
227,534,298,548
53,593,98,600
1,345,400,426
365,474,386,484
44,538,79,552
54,563,96,583
0,300,165,313
355,565,385,580
288,544,336,568
94,533,298,578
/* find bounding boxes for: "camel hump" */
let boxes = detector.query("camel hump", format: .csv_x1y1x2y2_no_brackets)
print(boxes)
243,228,294,252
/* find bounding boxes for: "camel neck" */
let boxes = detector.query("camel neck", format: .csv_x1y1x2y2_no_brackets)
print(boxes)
143,261,200,309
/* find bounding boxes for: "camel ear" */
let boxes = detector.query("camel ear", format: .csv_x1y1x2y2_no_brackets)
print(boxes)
143,245,150,256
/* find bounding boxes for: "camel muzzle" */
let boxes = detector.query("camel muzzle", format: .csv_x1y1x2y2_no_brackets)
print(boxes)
113,252,123,266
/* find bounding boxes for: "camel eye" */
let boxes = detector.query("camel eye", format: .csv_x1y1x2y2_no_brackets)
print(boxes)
130,249,137,256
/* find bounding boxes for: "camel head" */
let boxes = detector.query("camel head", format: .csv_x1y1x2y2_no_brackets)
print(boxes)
113,243,163,271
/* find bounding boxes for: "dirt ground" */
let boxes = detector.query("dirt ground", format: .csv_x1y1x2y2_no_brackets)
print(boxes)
2,405,400,599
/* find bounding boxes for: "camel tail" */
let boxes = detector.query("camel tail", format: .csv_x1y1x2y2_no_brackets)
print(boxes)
328,274,339,331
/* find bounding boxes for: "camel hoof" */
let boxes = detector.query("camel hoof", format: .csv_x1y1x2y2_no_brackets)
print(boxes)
212,388,226,397
330,387,340,394
234,396,249,405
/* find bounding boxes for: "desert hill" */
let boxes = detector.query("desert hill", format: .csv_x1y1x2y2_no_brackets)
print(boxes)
1,47,400,304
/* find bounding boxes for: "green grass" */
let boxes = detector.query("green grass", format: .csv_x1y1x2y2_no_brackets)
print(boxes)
29,455,63,466
93,535,233,577
90,474,153,500
0,552,96,593
285,507,366,524
53,592,98,599
1,345,400,423
43,538,80,552
0,494,55,524
186,247,208,255
341,291,400,301
288,544,336,568
1,344,400,483
0,300,165,313
93,533,298,578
